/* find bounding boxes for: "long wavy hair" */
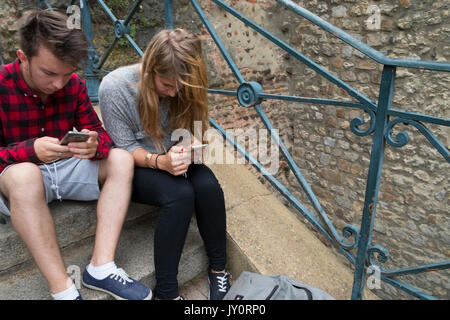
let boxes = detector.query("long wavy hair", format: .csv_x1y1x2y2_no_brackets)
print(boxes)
138,28,209,152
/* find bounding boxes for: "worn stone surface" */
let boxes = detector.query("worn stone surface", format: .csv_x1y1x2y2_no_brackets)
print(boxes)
208,155,378,300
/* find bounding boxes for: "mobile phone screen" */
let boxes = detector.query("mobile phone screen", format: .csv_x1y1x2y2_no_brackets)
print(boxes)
60,131,90,145
192,144,209,150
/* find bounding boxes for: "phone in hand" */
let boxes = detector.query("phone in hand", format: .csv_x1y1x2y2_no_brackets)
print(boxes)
191,144,209,150
60,131,90,145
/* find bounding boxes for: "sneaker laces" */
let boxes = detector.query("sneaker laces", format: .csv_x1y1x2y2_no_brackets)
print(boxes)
109,268,134,285
215,272,229,292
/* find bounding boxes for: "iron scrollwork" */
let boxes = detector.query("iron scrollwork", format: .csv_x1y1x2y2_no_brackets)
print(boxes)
367,245,390,270
385,118,449,163
341,224,360,250
350,106,376,137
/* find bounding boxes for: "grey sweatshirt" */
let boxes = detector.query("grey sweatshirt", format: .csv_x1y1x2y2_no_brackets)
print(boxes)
98,64,176,154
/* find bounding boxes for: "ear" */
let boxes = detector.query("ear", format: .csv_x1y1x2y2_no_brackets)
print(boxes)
17,49,28,65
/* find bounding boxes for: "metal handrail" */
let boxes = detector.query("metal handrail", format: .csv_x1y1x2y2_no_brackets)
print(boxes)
277,0,450,72
36,0,449,300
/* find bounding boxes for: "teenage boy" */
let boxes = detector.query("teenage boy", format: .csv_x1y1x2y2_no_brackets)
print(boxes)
0,9,152,300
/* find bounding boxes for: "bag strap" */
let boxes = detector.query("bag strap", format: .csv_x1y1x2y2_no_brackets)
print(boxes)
292,285,313,300
265,285,279,300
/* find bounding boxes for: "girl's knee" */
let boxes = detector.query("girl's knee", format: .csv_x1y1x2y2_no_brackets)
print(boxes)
164,182,195,209
195,178,223,198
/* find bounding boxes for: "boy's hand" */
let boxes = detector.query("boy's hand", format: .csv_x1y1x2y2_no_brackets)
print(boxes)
34,136,72,163
67,129,98,159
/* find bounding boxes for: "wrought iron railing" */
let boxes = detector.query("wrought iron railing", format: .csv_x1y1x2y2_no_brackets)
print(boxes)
37,0,449,300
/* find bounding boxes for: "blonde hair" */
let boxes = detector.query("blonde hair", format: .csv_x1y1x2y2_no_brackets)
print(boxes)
138,28,209,152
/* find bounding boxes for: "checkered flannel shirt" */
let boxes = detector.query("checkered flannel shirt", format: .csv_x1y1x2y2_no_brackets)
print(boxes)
0,59,112,174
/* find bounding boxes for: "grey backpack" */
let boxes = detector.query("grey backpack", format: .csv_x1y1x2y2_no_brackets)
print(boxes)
223,271,335,300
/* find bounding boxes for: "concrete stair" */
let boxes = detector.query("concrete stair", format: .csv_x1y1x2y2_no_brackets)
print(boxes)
0,202,208,300
0,136,379,300
0,105,382,300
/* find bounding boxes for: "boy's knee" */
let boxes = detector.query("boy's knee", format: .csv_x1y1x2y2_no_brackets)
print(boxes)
1,163,44,200
101,148,134,181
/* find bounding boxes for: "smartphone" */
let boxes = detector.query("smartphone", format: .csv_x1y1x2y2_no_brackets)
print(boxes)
60,131,90,145
191,144,209,150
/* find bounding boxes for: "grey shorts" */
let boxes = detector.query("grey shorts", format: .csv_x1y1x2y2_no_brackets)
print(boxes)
0,157,101,216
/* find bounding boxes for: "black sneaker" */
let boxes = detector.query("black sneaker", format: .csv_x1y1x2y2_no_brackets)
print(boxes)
208,270,231,300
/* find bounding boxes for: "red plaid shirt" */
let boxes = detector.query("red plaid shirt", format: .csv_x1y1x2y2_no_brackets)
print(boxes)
0,59,112,173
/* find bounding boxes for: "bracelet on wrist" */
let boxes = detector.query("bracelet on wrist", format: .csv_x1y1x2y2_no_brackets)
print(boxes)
145,152,156,169
155,154,161,169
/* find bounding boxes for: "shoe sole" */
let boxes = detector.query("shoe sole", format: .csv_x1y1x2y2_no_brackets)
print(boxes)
82,280,153,301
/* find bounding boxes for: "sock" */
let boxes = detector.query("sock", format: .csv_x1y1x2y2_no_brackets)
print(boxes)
51,283,80,300
86,261,117,280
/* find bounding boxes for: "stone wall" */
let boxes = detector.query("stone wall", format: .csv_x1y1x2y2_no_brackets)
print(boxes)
0,0,448,299
173,0,449,300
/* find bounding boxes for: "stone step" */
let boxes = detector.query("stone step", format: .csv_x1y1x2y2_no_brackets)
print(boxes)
0,201,158,272
0,211,208,300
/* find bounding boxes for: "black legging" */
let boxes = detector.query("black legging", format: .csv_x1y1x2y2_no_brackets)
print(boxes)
132,163,227,299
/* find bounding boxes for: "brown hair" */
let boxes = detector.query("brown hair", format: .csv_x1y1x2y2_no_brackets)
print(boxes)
18,9,88,68
138,28,209,152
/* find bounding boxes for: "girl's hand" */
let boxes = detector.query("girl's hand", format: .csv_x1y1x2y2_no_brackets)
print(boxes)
159,145,191,176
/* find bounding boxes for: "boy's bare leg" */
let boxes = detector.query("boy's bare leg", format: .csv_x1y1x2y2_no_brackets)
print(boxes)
90,148,134,266
0,163,71,294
